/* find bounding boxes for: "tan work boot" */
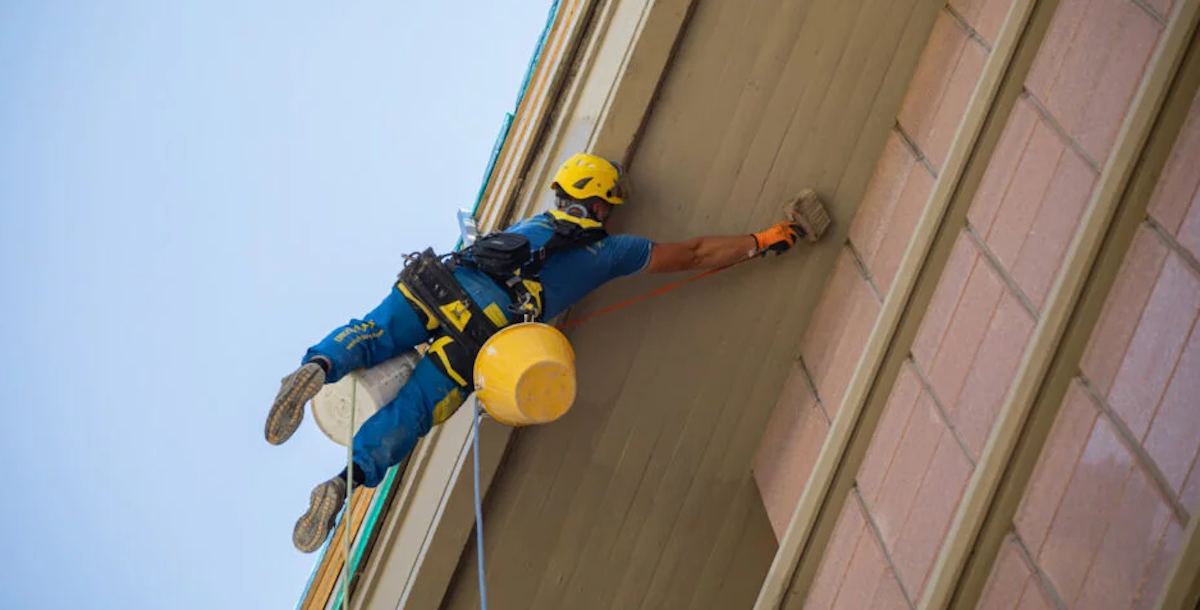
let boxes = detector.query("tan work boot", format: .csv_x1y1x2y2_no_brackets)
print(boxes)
265,362,326,445
785,188,832,242
293,476,347,553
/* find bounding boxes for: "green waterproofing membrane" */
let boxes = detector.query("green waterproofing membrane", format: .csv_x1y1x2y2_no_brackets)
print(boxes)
459,110,515,250
329,465,401,609
455,0,563,251
292,466,400,610
299,1,567,607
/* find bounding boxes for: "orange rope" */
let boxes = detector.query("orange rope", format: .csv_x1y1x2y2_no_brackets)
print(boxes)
557,255,759,330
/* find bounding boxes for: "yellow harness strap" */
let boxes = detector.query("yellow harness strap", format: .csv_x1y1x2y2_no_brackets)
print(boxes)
397,282,439,331
547,208,604,229
427,336,469,387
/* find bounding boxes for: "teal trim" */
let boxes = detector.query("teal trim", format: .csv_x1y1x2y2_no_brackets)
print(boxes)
454,111,512,253
329,465,401,609
470,111,515,228
293,466,400,610
513,0,563,109
455,0,564,251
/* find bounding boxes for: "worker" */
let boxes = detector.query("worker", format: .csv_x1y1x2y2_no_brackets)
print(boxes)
266,153,829,552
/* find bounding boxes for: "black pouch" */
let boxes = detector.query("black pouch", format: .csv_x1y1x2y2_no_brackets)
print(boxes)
469,232,532,277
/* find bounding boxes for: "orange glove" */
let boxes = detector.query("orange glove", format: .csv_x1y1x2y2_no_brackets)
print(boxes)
753,222,804,255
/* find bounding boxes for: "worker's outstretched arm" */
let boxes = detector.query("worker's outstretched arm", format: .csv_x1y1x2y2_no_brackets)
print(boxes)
645,222,802,274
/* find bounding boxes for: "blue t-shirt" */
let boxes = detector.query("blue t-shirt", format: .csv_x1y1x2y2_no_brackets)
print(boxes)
501,214,653,319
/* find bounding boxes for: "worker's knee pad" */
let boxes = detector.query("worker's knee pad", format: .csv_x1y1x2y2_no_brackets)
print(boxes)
430,386,466,425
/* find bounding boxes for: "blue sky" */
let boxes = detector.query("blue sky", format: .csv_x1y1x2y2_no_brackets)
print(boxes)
0,1,554,607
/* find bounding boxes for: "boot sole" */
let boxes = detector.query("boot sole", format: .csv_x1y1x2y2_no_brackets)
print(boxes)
265,364,323,445
293,481,345,553
784,188,832,243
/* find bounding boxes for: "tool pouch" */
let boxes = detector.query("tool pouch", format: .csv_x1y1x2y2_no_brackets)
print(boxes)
466,232,532,279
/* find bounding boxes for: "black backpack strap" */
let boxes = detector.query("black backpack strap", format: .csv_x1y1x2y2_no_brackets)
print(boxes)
523,213,608,277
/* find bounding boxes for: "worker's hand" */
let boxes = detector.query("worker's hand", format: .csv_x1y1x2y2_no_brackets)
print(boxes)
752,222,804,255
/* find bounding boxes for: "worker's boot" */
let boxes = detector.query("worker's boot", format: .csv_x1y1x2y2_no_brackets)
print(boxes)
265,361,326,445
293,475,347,553
785,188,832,242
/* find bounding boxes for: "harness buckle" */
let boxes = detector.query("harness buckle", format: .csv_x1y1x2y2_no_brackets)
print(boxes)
509,292,540,323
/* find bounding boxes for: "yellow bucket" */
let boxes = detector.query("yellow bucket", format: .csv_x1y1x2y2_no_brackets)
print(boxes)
474,322,577,426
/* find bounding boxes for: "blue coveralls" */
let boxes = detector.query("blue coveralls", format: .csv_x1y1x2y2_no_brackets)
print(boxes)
304,215,653,487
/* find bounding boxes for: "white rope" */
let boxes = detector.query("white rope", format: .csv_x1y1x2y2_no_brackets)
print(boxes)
473,402,489,610
337,377,487,609
343,377,356,610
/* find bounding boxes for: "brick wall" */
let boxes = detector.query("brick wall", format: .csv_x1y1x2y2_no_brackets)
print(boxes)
754,0,1187,606
753,3,1001,540
976,80,1200,610
811,0,1170,603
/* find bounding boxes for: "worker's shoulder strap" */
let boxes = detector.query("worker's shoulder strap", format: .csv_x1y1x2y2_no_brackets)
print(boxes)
444,211,607,322
523,210,608,276
456,211,607,280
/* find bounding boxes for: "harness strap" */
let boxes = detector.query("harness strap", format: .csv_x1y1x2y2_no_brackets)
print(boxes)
399,212,606,385
396,282,440,331
398,248,501,357
522,211,607,278
463,211,607,320
426,335,473,388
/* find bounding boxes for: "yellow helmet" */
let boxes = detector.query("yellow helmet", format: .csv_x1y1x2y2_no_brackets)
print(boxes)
551,153,627,204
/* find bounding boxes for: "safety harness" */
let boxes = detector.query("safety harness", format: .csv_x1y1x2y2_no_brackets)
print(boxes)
396,211,607,389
